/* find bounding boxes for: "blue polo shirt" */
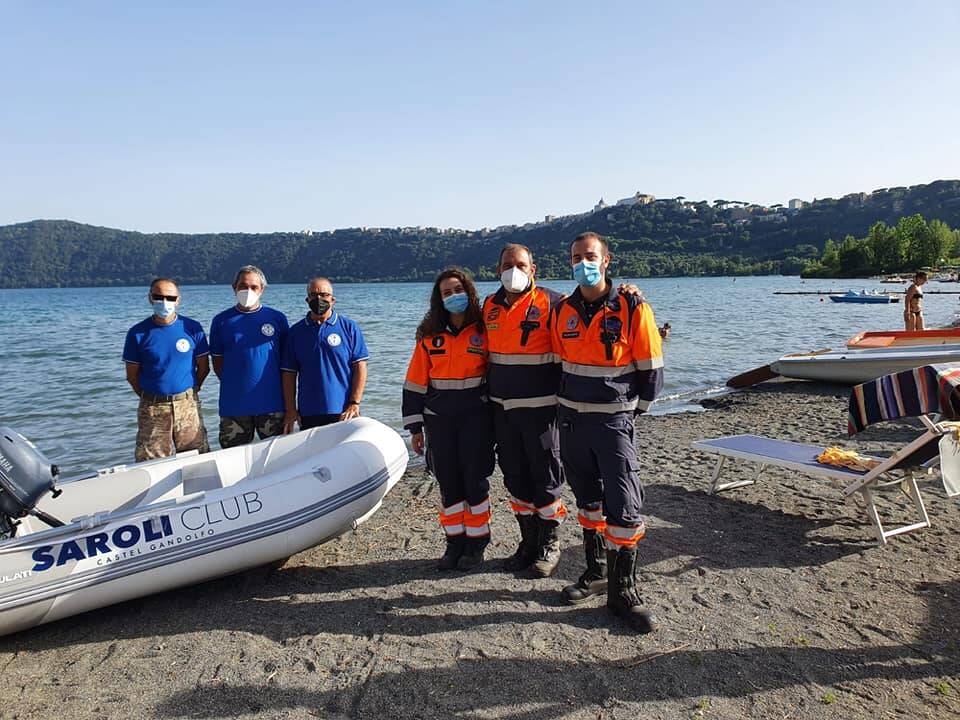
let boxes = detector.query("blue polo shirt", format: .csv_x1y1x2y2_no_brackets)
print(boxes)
123,315,210,396
281,312,370,416
209,305,289,417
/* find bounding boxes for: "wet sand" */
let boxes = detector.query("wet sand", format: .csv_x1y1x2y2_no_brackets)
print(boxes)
1,381,958,719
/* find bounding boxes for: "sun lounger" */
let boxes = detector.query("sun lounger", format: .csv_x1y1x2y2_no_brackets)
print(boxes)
691,416,945,545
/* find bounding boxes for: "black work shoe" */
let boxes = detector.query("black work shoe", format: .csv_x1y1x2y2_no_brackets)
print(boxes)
530,517,562,578
437,536,465,571
606,546,658,633
502,514,538,572
457,536,488,571
561,529,608,604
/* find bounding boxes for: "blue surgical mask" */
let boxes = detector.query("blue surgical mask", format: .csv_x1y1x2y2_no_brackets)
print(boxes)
152,299,177,318
573,260,603,288
443,292,469,314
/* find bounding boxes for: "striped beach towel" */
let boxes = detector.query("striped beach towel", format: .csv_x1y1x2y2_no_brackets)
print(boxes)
848,362,960,435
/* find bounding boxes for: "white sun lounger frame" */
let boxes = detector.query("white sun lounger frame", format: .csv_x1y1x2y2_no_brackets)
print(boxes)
690,416,943,545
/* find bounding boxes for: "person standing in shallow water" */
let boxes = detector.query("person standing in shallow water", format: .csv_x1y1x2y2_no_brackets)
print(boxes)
402,268,495,571
123,278,210,461
904,271,927,331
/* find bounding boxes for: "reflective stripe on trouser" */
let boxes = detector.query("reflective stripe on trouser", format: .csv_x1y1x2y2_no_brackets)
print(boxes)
577,505,607,532
438,501,465,537
510,496,536,515
557,408,645,529
603,522,646,549
424,406,495,535
463,498,491,537
493,404,565,510
536,497,567,523
136,391,209,462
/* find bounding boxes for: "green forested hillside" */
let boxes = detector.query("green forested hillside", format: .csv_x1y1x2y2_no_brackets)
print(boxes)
3,180,960,287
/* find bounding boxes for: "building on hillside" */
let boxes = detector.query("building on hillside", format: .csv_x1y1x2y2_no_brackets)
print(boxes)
727,207,751,221
615,192,655,207
711,222,728,231
545,215,556,223
843,192,868,206
787,198,805,210
593,198,608,211
752,213,788,224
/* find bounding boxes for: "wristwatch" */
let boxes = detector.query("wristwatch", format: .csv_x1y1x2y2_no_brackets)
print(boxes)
346,400,360,407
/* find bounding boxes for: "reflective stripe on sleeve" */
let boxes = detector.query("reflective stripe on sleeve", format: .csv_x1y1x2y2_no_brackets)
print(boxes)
636,399,652,412
402,414,424,426
489,352,558,366
634,357,664,371
489,395,557,410
561,361,635,378
403,380,428,394
429,376,484,390
558,397,639,413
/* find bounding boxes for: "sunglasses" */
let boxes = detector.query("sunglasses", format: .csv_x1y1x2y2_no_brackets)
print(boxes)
151,294,179,302
308,292,333,299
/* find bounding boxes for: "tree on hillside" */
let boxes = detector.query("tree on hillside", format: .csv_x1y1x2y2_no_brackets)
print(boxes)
866,221,903,271
898,214,945,269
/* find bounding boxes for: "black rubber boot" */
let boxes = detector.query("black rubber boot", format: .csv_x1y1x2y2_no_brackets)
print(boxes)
606,545,657,633
457,536,488,571
502,514,538,572
530,516,562,578
437,536,465,571
561,529,607,604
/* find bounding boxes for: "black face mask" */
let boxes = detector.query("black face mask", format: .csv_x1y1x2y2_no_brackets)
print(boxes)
308,297,331,315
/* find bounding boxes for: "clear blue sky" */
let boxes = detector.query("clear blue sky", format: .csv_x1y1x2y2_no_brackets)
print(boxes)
1,1,957,233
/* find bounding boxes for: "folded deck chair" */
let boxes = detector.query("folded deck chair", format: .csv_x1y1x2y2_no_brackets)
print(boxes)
690,416,944,545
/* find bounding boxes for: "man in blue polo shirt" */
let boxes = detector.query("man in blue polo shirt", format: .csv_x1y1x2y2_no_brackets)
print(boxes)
281,277,369,431
209,265,290,448
123,277,210,461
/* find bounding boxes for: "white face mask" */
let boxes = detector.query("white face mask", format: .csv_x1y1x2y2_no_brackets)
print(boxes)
500,267,530,294
236,289,261,309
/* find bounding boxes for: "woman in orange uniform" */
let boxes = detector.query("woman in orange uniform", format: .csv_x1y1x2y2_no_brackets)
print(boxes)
402,268,495,571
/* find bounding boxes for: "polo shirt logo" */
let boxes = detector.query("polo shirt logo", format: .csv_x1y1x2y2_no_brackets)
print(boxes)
469,334,482,347
175,339,191,353
261,323,275,337
327,333,342,347
566,315,579,330
431,336,445,348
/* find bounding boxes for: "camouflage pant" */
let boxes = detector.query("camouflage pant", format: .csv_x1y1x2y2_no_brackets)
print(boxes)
135,390,209,462
219,412,285,449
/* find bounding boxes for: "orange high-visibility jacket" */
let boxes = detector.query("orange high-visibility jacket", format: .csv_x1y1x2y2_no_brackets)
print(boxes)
550,284,663,414
402,323,488,433
482,282,564,411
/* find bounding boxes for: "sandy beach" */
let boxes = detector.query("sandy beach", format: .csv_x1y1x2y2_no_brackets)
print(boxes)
1,381,958,720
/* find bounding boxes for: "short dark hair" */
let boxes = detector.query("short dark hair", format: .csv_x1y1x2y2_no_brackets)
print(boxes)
498,243,534,267
149,277,180,293
572,231,608,252
915,271,928,280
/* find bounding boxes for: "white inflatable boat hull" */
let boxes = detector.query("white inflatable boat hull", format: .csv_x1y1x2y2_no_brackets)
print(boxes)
0,417,407,636
771,346,960,384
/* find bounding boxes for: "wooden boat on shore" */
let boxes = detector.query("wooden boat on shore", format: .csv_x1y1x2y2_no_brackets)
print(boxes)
847,329,960,349
0,417,407,636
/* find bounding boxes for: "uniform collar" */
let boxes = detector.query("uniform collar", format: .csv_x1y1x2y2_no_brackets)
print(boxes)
306,311,339,326
569,281,618,312
492,279,536,309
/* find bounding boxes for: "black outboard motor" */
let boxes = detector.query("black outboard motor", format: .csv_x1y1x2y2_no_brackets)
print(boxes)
0,427,62,539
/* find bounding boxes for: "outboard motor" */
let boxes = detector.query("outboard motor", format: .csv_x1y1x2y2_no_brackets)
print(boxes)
0,427,62,539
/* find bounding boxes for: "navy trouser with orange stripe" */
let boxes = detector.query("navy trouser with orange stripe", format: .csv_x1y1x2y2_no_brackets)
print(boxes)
557,407,646,547
425,406,495,540
493,404,565,512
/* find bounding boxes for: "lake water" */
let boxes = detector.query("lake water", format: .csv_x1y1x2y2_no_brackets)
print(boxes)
1,277,957,473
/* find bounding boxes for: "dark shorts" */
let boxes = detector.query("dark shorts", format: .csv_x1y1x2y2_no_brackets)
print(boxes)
219,412,285,449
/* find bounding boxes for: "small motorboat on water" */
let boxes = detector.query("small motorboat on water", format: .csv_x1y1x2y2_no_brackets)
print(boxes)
770,344,960,384
0,417,407,636
828,289,899,304
847,329,960,349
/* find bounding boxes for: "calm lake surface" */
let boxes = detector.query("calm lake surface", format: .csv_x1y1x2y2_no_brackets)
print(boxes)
2,276,957,473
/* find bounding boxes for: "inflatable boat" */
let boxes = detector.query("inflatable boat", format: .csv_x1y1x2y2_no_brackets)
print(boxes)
0,417,407,636
770,345,960,384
